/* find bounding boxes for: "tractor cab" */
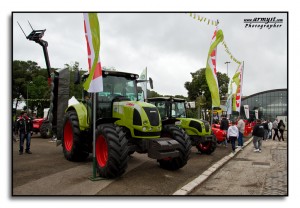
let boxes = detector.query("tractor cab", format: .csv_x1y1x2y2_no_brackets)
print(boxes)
147,97,187,121
94,71,139,119
148,97,217,155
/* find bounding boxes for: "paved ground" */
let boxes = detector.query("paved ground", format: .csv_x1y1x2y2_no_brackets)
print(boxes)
12,131,287,196
185,131,287,195
12,133,245,195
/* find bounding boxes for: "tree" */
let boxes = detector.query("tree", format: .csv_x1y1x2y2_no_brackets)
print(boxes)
147,90,161,98
13,60,85,117
12,60,45,112
184,68,229,110
65,62,84,100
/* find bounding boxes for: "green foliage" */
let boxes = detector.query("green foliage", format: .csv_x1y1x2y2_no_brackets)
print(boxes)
12,60,85,117
147,89,161,98
184,68,229,110
65,62,84,100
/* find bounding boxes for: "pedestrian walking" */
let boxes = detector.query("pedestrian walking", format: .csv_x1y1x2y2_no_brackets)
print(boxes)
268,120,273,139
220,115,229,147
237,116,245,149
227,121,239,153
262,120,269,140
15,111,33,155
272,119,280,141
252,119,265,153
277,120,286,141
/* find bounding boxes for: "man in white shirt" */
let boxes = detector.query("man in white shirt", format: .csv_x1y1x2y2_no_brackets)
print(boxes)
237,116,245,148
268,120,273,139
227,121,239,153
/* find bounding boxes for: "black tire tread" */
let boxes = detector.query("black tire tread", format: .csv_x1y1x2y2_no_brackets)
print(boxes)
96,124,128,178
196,140,217,155
62,111,89,161
40,120,52,138
158,125,191,170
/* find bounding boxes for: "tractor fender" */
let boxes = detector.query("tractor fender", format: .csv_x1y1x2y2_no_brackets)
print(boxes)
65,103,89,131
176,118,211,136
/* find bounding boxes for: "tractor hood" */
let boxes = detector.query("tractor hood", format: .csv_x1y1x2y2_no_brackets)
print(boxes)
176,117,211,136
113,101,162,138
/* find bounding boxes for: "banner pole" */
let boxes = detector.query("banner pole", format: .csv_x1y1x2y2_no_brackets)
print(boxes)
210,106,213,127
92,92,97,178
89,92,104,181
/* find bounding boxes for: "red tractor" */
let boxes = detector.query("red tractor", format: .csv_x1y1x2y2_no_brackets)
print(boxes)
32,108,52,138
211,124,227,143
211,119,253,143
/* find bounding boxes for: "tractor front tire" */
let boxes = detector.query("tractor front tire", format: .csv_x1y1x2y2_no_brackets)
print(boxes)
196,141,217,155
158,125,191,170
62,110,89,161
95,124,129,178
40,120,52,138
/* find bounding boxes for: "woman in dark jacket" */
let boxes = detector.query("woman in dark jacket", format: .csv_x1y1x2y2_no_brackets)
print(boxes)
277,120,285,141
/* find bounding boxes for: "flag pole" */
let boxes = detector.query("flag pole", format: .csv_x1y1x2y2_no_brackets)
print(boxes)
92,92,96,178
89,92,103,181
210,106,213,127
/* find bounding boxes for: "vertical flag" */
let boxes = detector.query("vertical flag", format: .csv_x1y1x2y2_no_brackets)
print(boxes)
226,91,233,115
232,62,244,112
205,27,224,107
244,105,249,119
226,76,234,116
139,67,147,101
255,109,259,120
83,13,103,92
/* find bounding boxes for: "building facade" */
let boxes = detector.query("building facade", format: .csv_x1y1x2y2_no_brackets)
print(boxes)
240,88,287,121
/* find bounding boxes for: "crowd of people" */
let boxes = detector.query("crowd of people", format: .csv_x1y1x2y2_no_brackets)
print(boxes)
252,118,285,153
217,115,286,154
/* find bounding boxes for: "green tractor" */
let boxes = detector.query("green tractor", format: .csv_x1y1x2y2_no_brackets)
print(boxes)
147,97,217,155
20,26,191,179
60,70,191,178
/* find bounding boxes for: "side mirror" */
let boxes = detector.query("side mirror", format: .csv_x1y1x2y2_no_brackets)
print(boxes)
74,70,80,85
149,77,153,89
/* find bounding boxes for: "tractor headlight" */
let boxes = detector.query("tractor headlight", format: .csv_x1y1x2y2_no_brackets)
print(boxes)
142,127,147,132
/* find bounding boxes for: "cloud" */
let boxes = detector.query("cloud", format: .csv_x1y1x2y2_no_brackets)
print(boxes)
13,12,287,98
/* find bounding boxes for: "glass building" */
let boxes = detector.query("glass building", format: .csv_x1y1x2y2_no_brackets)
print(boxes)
240,88,287,121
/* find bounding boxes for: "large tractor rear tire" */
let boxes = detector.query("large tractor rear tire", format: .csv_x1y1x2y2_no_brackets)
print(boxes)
95,124,129,178
62,110,89,161
40,120,52,138
196,141,217,155
158,125,191,170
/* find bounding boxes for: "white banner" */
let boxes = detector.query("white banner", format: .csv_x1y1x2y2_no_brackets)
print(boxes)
139,67,147,101
244,105,249,119
226,94,232,115
255,109,259,120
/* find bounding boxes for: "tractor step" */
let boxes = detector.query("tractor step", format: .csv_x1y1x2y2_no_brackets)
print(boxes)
147,138,180,159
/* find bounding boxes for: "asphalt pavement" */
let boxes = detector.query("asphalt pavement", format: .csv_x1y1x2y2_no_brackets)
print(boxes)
173,131,288,196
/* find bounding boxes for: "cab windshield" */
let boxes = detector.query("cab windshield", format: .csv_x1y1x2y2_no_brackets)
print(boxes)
97,76,137,101
172,102,186,118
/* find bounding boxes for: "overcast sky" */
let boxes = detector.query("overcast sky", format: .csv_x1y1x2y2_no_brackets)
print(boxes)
13,12,287,98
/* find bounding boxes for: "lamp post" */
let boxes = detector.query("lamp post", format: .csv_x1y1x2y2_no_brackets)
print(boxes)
26,81,33,114
199,91,206,120
225,61,231,76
